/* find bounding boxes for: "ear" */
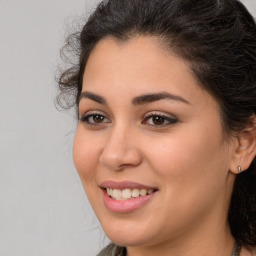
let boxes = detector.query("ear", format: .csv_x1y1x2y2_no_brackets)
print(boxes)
229,115,256,174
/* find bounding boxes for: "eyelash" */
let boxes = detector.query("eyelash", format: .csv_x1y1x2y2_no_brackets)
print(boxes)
79,112,111,126
143,113,178,127
79,112,178,128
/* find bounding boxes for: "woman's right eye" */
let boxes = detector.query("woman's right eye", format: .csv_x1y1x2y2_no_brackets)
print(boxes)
79,113,111,125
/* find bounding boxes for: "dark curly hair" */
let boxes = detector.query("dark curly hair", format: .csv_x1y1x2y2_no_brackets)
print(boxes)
58,0,256,248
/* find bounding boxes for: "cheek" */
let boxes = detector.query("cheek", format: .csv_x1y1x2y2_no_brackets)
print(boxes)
73,128,108,218
148,121,226,175
141,124,230,233
73,127,101,182
145,122,229,201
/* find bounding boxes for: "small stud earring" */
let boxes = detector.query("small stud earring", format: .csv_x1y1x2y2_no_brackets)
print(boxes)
237,166,242,173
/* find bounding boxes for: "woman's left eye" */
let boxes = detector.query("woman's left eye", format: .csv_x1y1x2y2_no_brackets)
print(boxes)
142,114,177,127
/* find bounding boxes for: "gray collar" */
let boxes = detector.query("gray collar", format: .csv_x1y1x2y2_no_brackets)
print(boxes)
97,243,126,256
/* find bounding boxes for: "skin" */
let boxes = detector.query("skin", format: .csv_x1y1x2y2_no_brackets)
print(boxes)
73,36,256,256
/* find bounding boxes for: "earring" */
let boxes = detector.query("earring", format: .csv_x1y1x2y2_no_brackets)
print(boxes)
237,166,242,173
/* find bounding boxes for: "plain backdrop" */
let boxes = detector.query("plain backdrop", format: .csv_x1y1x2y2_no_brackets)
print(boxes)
0,0,255,256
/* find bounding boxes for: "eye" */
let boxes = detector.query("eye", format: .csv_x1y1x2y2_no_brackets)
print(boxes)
142,113,177,127
79,113,110,125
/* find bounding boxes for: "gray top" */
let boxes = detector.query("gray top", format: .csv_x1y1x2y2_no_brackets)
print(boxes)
97,243,126,256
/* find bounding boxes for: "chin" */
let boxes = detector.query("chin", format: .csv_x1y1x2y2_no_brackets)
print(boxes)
106,232,149,247
100,219,159,247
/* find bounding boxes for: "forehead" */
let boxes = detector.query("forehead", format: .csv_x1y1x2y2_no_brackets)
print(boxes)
82,36,215,107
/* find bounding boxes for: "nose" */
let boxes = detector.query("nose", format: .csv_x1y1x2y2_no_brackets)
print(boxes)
99,125,142,171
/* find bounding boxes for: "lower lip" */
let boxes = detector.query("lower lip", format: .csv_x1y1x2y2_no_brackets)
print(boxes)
102,189,156,214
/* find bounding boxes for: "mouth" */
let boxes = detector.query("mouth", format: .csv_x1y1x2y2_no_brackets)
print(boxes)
104,187,157,200
100,181,159,213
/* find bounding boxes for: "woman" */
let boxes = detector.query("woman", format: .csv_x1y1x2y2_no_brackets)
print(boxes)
58,0,256,255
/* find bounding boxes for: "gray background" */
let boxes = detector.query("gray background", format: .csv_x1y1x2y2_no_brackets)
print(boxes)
0,0,255,255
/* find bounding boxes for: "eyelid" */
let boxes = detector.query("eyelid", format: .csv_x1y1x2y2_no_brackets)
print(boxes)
142,111,178,127
79,110,111,125
143,111,177,120
79,110,105,118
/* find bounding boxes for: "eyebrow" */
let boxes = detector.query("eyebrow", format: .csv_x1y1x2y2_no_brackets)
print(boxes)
132,92,190,105
79,91,107,105
79,91,190,106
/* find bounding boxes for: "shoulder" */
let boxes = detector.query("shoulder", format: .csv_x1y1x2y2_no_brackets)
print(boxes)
97,243,115,256
97,243,126,256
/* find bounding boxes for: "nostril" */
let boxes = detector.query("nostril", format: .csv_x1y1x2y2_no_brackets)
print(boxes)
99,147,142,171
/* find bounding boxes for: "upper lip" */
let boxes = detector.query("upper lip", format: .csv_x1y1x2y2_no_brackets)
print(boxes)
100,180,158,190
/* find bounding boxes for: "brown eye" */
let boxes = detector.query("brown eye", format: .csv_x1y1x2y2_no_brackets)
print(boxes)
152,116,165,125
79,113,110,125
143,114,178,127
93,115,105,123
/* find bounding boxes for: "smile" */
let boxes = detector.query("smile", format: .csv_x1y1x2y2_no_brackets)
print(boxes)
106,188,155,200
100,181,158,213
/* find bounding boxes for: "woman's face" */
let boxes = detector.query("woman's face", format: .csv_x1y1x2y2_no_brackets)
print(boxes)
73,36,236,248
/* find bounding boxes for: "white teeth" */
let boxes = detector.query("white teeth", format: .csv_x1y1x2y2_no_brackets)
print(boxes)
112,189,122,200
107,188,155,200
148,189,154,195
131,188,140,198
140,189,147,196
122,189,132,199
